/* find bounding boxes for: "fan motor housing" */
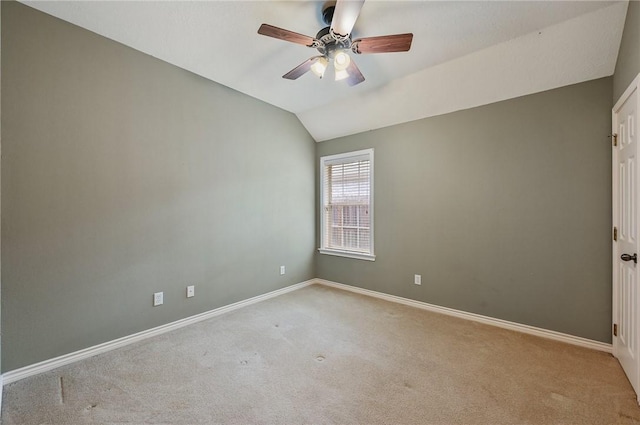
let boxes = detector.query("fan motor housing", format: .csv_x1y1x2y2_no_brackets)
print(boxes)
315,26,351,58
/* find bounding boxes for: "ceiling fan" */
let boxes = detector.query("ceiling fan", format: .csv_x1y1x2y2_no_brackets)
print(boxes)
257,0,413,87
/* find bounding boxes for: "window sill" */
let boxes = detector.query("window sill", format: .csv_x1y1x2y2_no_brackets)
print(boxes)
318,248,376,261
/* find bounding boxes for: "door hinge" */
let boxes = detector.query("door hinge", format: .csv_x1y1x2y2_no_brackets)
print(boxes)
612,133,618,147
614,226,618,241
614,323,618,337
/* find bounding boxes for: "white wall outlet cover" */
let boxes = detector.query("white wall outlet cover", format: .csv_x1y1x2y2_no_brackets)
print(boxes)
414,275,422,285
153,292,164,306
280,266,286,275
187,285,195,298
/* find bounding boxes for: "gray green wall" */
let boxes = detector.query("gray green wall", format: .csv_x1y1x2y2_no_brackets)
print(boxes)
1,2,315,372
0,0,628,373
614,0,640,101
316,77,613,343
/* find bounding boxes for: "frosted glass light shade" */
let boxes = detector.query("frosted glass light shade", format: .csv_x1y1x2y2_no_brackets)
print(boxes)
311,57,329,78
334,51,351,71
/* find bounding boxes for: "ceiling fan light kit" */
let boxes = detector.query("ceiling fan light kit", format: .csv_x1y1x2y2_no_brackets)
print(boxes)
257,0,413,87
311,56,329,78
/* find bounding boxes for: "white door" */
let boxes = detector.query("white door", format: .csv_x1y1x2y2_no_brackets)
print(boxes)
613,74,640,399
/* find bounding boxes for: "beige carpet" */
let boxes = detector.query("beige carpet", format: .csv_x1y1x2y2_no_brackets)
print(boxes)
3,284,640,424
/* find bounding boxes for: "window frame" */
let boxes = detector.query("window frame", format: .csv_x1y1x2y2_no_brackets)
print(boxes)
319,148,375,261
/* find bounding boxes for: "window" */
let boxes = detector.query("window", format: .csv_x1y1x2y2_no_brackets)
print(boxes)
319,149,374,261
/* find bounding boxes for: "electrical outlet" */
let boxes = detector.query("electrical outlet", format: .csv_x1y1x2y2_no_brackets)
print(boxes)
414,275,422,285
153,292,164,306
280,265,286,275
187,285,195,298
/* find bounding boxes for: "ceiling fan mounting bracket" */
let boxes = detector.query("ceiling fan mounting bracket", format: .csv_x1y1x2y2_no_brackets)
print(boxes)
321,1,336,26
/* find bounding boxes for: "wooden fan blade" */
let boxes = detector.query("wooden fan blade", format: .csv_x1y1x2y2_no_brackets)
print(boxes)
283,56,322,80
330,0,365,39
352,33,413,54
258,24,318,47
345,58,365,87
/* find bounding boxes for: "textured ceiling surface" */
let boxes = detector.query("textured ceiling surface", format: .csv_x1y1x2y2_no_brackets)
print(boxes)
23,1,628,141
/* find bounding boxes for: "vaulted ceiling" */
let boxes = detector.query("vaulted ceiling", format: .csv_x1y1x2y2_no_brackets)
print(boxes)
22,1,628,141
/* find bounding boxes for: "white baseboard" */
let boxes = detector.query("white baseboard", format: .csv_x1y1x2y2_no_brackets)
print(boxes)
2,279,315,385
2,277,611,385
315,279,612,353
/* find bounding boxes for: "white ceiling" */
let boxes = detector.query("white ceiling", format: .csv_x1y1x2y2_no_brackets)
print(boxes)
22,1,628,141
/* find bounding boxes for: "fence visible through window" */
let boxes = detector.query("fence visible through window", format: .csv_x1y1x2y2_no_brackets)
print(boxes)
320,149,374,260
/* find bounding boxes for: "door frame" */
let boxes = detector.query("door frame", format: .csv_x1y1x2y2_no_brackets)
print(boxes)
613,72,640,402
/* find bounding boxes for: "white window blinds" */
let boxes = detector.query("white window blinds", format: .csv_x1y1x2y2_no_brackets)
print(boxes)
320,149,375,261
